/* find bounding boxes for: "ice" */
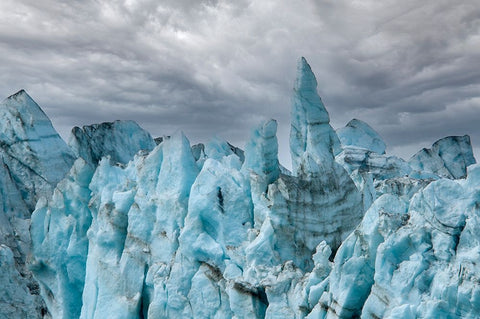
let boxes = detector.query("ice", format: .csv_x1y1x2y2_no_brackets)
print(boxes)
409,135,476,179
360,173,480,318
318,194,409,317
180,155,252,264
30,159,95,319
290,57,342,177
0,90,75,209
280,57,364,259
243,119,280,189
336,146,412,180
0,245,38,318
337,119,386,154
69,120,156,165
309,169,480,318
18,58,480,318
0,156,30,259
335,120,477,210
0,90,74,318
334,119,414,208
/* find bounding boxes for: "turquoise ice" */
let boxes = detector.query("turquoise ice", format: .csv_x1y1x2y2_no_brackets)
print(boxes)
18,58,480,318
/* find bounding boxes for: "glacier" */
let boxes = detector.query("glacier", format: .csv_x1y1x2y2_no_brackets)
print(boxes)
0,90,76,318
69,120,156,166
0,57,479,318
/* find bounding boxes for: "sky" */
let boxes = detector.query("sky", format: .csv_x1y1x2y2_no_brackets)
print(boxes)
1,0,479,167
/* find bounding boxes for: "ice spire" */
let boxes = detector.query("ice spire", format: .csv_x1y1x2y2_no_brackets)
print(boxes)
290,57,341,177
243,119,280,188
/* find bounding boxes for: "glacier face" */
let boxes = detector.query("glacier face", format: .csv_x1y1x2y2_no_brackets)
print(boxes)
30,58,367,318
0,57,478,318
0,90,76,318
0,90,76,210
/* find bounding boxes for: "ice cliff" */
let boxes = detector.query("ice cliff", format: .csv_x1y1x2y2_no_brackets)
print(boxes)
0,90,75,209
0,92,166,318
0,90,76,318
1,57,479,318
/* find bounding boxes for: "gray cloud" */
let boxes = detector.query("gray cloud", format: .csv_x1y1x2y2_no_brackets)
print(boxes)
1,0,479,167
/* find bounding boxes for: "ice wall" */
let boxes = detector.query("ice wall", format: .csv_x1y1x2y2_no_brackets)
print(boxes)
25,58,480,319
0,90,76,318
0,90,75,209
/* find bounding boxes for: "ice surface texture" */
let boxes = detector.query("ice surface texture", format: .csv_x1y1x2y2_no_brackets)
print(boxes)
0,90,75,209
0,90,75,318
0,92,161,318
409,135,475,179
69,120,156,165
13,57,480,318
337,119,386,155
29,58,364,318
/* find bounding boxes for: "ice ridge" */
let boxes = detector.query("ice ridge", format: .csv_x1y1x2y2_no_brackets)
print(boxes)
69,120,156,165
0,58,478,319
29,58,480,318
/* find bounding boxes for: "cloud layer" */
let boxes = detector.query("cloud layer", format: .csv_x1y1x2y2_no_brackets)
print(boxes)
1,0,479,166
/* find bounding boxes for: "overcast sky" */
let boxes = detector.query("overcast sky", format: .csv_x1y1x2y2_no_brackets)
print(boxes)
1,0,479,167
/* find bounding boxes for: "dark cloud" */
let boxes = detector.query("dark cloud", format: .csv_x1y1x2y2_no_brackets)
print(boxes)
1,0,479,167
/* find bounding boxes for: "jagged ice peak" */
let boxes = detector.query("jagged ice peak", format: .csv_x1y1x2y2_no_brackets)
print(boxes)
0,58,479,319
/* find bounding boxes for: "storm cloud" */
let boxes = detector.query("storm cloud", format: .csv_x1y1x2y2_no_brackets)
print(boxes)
1,0,479,166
